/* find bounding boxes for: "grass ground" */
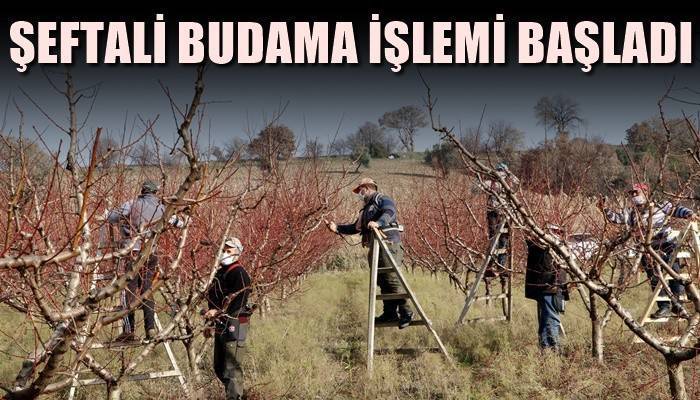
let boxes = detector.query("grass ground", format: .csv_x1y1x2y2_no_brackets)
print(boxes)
213,269,698,400
2,263,699,399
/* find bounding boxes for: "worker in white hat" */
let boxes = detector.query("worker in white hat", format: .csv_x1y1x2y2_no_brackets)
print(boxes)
205,237,252,400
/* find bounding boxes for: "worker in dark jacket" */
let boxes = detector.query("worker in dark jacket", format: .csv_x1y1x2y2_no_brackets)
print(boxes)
525,224,569,351
327,177,413,329
205,237,252,400
598,183,697,319
107,180,186,341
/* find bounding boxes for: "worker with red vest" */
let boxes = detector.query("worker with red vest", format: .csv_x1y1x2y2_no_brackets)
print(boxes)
205,237,252,400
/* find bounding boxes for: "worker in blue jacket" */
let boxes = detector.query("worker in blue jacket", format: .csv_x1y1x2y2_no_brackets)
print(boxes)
327,177,413,329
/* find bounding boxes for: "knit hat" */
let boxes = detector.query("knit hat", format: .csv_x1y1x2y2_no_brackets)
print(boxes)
141,180,160,194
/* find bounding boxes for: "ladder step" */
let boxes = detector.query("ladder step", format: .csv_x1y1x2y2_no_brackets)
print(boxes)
493,249,509,255
643,317,671,323
664,274,690,280
374,347,440,355
475,294,508,301
676,251,691,259
75,370,182,386
465,316,507,323
499,228,509,234
377,267,394,272
375,320,427,328
656,296,688,302
376,293,411,301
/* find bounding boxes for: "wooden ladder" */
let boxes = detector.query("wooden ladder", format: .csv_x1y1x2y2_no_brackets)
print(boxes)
632,221,700,344
366,227,453,375
68,312,189,399
457,218,513,325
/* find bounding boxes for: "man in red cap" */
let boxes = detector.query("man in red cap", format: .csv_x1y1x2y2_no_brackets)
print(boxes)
327,178,413,328
598,183,697,319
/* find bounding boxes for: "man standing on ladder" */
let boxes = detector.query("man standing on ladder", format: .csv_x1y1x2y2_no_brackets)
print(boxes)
598,183,697,319
327,177,413,329
204,237,252,400
484,162,519,277
107,180,186,342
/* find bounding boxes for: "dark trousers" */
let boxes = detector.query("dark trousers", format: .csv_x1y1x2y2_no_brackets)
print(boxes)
214,330,247,400
641,242,685,310
536,294,562,350
368,240,412,316
487,210,509,269
122,253,158,333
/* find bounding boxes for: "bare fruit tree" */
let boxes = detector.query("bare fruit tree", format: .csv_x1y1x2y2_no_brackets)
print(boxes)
0,66,353,400
421,73,700,400
0,66,214,399
402,174,491,293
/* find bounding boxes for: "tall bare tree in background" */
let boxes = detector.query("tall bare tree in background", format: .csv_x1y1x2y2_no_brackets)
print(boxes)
534,95,584,138
484,120,524,164
351,121,397,157
304,138,324,160
379,105,427,153
93,133,121,168
248,124,295,172
131,140,157,166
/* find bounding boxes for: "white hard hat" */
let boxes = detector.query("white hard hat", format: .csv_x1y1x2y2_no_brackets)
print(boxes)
223,237,244,253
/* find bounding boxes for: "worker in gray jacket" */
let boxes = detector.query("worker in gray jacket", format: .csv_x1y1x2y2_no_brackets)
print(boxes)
107,180,185,341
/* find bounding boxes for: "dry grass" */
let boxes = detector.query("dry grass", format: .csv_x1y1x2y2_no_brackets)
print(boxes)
183,267,698,400
237,269,700,400
2,262,699,399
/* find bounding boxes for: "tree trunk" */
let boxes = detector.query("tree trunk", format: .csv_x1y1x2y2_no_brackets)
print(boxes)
258,295,272,318
666,358,687,400
185,340,202,383
589,294,604,363
184,339,203,400
281,284,287,300
107,383,122,400
591,318,604,363
264,296,272,314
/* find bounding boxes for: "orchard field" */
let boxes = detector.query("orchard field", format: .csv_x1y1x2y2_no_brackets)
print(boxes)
2,157,699,400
